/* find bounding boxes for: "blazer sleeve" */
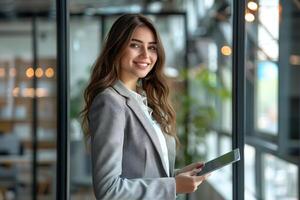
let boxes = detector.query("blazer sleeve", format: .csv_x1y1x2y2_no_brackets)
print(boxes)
89,92,176,200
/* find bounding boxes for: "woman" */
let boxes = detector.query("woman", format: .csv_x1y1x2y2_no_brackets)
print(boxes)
81,14,208,200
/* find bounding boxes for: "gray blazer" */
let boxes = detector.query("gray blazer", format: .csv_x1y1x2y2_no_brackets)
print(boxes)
89,80,176,200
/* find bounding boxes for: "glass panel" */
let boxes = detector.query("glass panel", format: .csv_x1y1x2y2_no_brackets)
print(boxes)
256,61,278,134
253,0,279,135
186,0,233,199
263,153,298,200
36,18,57,200
245,1,300,200
156,16,185,73
244,145,256,200
0,9,58,200
69,16,100,199
0,19,33,200
208,136,232,200
205,131,218,160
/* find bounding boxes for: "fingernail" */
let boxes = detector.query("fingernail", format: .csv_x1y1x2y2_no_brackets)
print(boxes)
196,164,204,169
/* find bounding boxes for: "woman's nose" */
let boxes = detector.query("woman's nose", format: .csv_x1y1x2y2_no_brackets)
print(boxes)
140,47,149,58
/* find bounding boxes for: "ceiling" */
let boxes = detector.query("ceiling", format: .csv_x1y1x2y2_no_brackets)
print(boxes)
0,0,159,16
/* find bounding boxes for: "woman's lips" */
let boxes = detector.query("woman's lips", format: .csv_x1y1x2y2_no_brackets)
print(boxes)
134,61,150,69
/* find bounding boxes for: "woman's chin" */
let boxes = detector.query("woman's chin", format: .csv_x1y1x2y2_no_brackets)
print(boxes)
136,71,151,79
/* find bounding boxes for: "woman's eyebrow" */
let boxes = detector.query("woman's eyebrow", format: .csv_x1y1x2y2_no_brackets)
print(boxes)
131,38,157,44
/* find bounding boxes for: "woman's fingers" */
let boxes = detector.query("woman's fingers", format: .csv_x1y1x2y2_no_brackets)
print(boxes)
192,168,202,176
183,167,202,176
195,162,205,169
189,162,204,170
179,162,205,174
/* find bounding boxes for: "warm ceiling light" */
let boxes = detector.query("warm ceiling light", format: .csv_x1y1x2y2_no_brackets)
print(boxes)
26,67,34,78
245,13,255,22
35,67,43,78
248,1,258,11
0,67,5,78
221,45,232,56
45,67,54,78
290,55,300,65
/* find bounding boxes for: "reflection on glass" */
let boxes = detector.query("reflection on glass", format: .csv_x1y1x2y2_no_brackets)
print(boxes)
0,19,33,199
205,131,218,160
255,0,279,134
70,17,100,199
263,153,298,200
0,17,58,199
219,135,232,181
186,0,233,199
244,145,256,200
256,61,278,133
208,136,232,200
245,1,299,200
36,18,57,200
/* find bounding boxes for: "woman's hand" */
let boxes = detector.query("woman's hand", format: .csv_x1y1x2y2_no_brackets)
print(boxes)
175,162,210,194
175,168,208,193
176,162,204,175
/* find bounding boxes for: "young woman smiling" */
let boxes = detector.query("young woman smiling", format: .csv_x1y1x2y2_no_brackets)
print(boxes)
81,14,209,200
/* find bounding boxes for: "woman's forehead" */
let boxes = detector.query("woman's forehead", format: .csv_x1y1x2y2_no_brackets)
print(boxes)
130,25,156,41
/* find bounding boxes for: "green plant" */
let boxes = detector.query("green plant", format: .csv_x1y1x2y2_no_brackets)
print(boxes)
175,67,230,167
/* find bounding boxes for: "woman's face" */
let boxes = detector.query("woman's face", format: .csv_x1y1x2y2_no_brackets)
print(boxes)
119,26,158,88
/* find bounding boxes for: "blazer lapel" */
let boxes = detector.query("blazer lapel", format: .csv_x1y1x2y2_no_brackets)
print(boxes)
112,80,169,176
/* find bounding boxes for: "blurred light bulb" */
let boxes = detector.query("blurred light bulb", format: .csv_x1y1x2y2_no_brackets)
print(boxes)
248,1,258,11
245,13,255,22
35,68,43,78
45,67,54,78
26,67,34,78
221,45,232,56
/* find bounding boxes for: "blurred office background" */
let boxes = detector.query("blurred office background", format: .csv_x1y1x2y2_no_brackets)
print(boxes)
0,0,299,199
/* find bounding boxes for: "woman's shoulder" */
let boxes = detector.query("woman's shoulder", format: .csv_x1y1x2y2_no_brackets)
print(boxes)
92,87,126,108
88,87,127,126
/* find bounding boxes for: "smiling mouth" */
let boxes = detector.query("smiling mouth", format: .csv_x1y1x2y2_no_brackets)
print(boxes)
134,62,150,69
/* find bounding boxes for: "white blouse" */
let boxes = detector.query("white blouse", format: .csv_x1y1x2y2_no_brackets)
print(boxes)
128,89,170,177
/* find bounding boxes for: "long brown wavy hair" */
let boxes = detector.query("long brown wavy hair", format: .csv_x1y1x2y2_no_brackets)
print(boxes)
81,14,178,144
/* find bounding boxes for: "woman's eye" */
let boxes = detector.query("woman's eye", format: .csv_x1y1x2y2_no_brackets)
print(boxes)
149,46,157,51
130,43,140,48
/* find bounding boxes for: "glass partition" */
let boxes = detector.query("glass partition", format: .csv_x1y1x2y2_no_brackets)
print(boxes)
69,16,100,200
245,0,300,199
185,0,234,199
0,19,34,200
263,153,298,200
0,16,57,199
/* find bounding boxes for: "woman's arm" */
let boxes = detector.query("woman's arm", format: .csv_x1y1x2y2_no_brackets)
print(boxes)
89,91,176,200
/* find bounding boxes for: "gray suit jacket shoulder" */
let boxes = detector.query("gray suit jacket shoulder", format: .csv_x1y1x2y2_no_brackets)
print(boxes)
89,81,176,200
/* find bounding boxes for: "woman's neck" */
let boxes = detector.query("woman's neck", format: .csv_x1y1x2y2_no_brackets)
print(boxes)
119,79,137,92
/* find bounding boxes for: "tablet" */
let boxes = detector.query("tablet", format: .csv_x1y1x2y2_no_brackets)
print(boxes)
197,148,240,176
